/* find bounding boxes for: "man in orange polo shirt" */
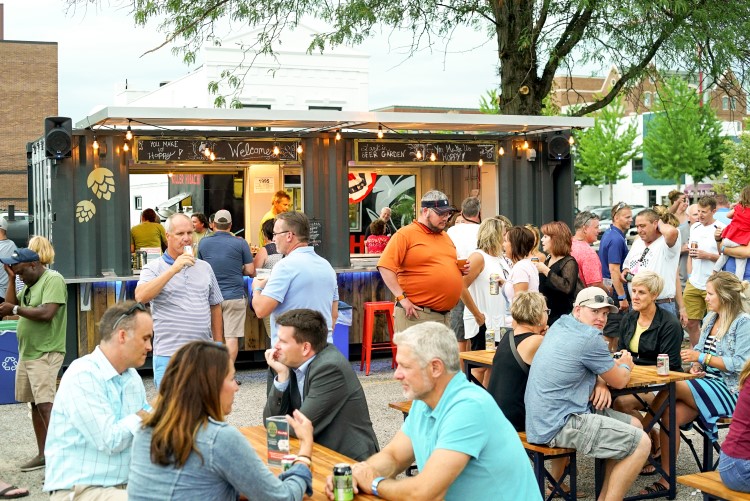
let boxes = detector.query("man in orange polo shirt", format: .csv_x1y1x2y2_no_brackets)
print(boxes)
378,190,464,332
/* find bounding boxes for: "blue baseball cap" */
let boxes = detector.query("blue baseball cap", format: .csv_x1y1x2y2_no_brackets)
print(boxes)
0,248,41,265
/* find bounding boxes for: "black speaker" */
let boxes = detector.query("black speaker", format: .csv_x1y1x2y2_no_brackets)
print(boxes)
548,133,570,160
44,117,73,159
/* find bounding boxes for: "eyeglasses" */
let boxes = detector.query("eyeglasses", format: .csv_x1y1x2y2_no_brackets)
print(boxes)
112,302,147,331
272,230,292,237
544,308,551,316
429,209,452,219
578,295,615,308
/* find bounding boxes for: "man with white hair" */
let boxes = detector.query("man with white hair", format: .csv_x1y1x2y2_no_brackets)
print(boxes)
365,206,394,238
326,321,539,500
525,287,650,500
135,213,223,388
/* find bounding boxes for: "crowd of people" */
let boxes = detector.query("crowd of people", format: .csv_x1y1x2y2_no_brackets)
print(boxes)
2,188,750,500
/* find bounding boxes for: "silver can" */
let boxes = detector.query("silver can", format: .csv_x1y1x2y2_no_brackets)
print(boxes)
657,354,670,376
489,273,500,295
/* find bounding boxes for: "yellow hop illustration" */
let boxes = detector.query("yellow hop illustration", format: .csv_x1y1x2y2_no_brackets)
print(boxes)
87,167,116,200
76,200,96,223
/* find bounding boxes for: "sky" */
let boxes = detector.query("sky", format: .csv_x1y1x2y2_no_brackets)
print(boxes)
4,0,501,123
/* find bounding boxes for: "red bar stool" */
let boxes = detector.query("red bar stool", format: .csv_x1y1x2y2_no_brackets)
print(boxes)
360,301,397,376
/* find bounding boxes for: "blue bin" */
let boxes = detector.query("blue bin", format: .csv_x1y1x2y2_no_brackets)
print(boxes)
0,329,19,405
333,302,353,360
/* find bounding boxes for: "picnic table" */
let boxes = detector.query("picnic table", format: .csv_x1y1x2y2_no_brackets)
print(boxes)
240,425,378,500
458,349,495,385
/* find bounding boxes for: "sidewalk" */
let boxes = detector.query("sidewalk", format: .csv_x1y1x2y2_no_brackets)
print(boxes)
0,358,715,500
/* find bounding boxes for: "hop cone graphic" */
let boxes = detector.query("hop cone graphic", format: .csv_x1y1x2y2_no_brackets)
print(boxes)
76,200,96,222
87,167,116,200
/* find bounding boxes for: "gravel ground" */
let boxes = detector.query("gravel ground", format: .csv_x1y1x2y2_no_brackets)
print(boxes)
0,357,721,500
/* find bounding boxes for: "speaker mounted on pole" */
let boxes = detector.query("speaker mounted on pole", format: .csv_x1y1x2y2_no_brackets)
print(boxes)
547,132,571,160
44,117,73,159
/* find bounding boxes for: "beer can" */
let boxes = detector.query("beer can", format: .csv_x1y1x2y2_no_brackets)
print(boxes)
657,354,670,376
690,241,698,250
183,245,193,255
489,273,500,295
332,463,354,501
281,454,296,471
530,257,539,262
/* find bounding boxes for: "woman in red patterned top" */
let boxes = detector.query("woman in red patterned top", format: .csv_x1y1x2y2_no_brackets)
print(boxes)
365,219,390,254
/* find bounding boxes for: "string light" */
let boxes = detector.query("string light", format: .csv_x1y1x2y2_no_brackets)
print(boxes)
125,120,133,141
498,146,505,156
335,130,341,141
92,136,99,151
568,135,575,145
123,142,129,152
416,149,423,160
478,158,484,167
429,152,437,162
377,125,384,139
272,143,280,156
522,137,529,150
296,144,303,154
168,172,173,178
209,151,216,161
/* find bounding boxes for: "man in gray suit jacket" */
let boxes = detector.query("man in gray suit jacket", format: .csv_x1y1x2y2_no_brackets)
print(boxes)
263,308,379,461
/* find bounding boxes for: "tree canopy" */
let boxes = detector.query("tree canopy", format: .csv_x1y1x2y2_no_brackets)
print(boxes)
719,131,750,202
68,0,750,115
574,100,639,204
642,77,724,188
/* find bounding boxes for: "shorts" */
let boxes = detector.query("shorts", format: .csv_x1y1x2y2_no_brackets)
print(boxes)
50,484,127,501
15,351,64,404
394,307,450,333
683,281,707,320
549,408,642,460
222,298,247,338
450,300,466,340
469,324,487,351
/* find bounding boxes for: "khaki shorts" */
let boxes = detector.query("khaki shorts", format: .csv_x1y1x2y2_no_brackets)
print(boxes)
15,351,64,404
549,408,643,460
684,281,707,320
394,306,451,333
50,484,127,501
222,298,247,338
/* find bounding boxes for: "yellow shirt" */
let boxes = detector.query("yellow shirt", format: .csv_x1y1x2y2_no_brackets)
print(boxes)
629,322,648,353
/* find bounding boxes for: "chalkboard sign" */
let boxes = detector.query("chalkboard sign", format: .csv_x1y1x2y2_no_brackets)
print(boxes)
309,219,323,249
355,140,496,164
134,138,300,163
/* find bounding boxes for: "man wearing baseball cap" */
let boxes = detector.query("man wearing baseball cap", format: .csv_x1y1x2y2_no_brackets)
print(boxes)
0,247,67,472
378,190,464,332
525,287,650,500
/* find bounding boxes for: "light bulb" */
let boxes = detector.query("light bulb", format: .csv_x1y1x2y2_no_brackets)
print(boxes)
377,126,384,139
416,150,423,160
499,146,505,156
203,147,211,158
568,136,575,145
522,139,529,150
478,158,484,167
297,144,303,154
273,144,280,156
92,137,99,151
125,126,133,141
210,152,216,161
335,131,341,141
430,152,437,162
123,142,129,152
168,172,173,178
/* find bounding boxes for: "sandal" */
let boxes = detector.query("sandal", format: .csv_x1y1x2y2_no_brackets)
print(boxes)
0,485,29,499
545,482,587,499
639,452,661,476
639,482,667,495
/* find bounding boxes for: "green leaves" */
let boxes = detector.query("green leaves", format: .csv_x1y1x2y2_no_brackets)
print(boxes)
719,130,750,201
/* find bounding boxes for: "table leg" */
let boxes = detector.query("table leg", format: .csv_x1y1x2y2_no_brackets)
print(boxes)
464,361,483,386
667,381,677,500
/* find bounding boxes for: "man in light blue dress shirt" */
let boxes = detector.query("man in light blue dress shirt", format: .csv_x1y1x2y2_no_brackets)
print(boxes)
44,301,153,500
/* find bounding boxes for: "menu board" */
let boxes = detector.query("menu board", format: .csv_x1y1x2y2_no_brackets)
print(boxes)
355,140,496,164
134,138,300,163
309,219,323,249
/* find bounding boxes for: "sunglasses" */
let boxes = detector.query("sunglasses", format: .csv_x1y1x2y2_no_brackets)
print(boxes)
112,302,148,331
578,295,615,308
637,247,650,263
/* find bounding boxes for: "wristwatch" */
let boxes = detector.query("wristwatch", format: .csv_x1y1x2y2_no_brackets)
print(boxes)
617,294,627,301
12,305,18,316
394,292,407,302
371,477,386,497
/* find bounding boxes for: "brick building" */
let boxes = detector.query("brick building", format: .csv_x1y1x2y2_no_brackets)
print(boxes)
0,39,58,211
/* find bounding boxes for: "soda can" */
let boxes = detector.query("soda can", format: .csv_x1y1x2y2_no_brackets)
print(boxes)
489,273,500,295
281,454,296,471
332,463,354,501
657,354,670,376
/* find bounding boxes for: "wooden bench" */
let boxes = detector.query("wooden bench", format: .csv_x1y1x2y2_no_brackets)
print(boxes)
678,471,750,501
389,401,578,500
681,417,732,472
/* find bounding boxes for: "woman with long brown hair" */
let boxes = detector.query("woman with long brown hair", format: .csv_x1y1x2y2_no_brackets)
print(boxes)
535,221,579,326
128,341,313,500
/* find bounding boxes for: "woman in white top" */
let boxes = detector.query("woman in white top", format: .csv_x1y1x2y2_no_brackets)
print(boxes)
461,217,513,384
502,226,541,305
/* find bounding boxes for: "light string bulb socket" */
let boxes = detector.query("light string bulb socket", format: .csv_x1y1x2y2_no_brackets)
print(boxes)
125,120,133,141
377,125,384,139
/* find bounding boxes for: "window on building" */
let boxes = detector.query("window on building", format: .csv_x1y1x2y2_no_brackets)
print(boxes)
730,97,737,111
643,92,651,106
309,106,343,111
239,104,271,131
648,190,657,208
632,158,643,171
134,195,142,210
723,97,729,110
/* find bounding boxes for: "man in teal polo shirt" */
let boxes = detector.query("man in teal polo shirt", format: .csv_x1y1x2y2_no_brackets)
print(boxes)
326,321,540,500
0,248,67,472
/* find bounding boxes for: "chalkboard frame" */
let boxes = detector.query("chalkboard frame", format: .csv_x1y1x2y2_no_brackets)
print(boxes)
133,137,301,164
354,139,497,165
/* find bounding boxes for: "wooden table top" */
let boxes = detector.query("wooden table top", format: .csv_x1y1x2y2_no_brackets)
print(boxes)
458,349,495,366
240,425,378,501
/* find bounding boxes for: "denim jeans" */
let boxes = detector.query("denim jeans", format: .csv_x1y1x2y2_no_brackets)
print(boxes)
152,355,171,389
656,300,677,319
719,451,750,493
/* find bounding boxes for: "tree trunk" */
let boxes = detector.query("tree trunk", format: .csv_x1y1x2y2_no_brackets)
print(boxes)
608,183,614,206
494,0,544,115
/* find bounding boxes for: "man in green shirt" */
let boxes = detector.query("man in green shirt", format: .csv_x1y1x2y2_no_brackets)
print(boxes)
258,190,291,245
0,248,67,472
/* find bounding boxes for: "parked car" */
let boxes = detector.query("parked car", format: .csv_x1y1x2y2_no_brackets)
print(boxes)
597,205,647,241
